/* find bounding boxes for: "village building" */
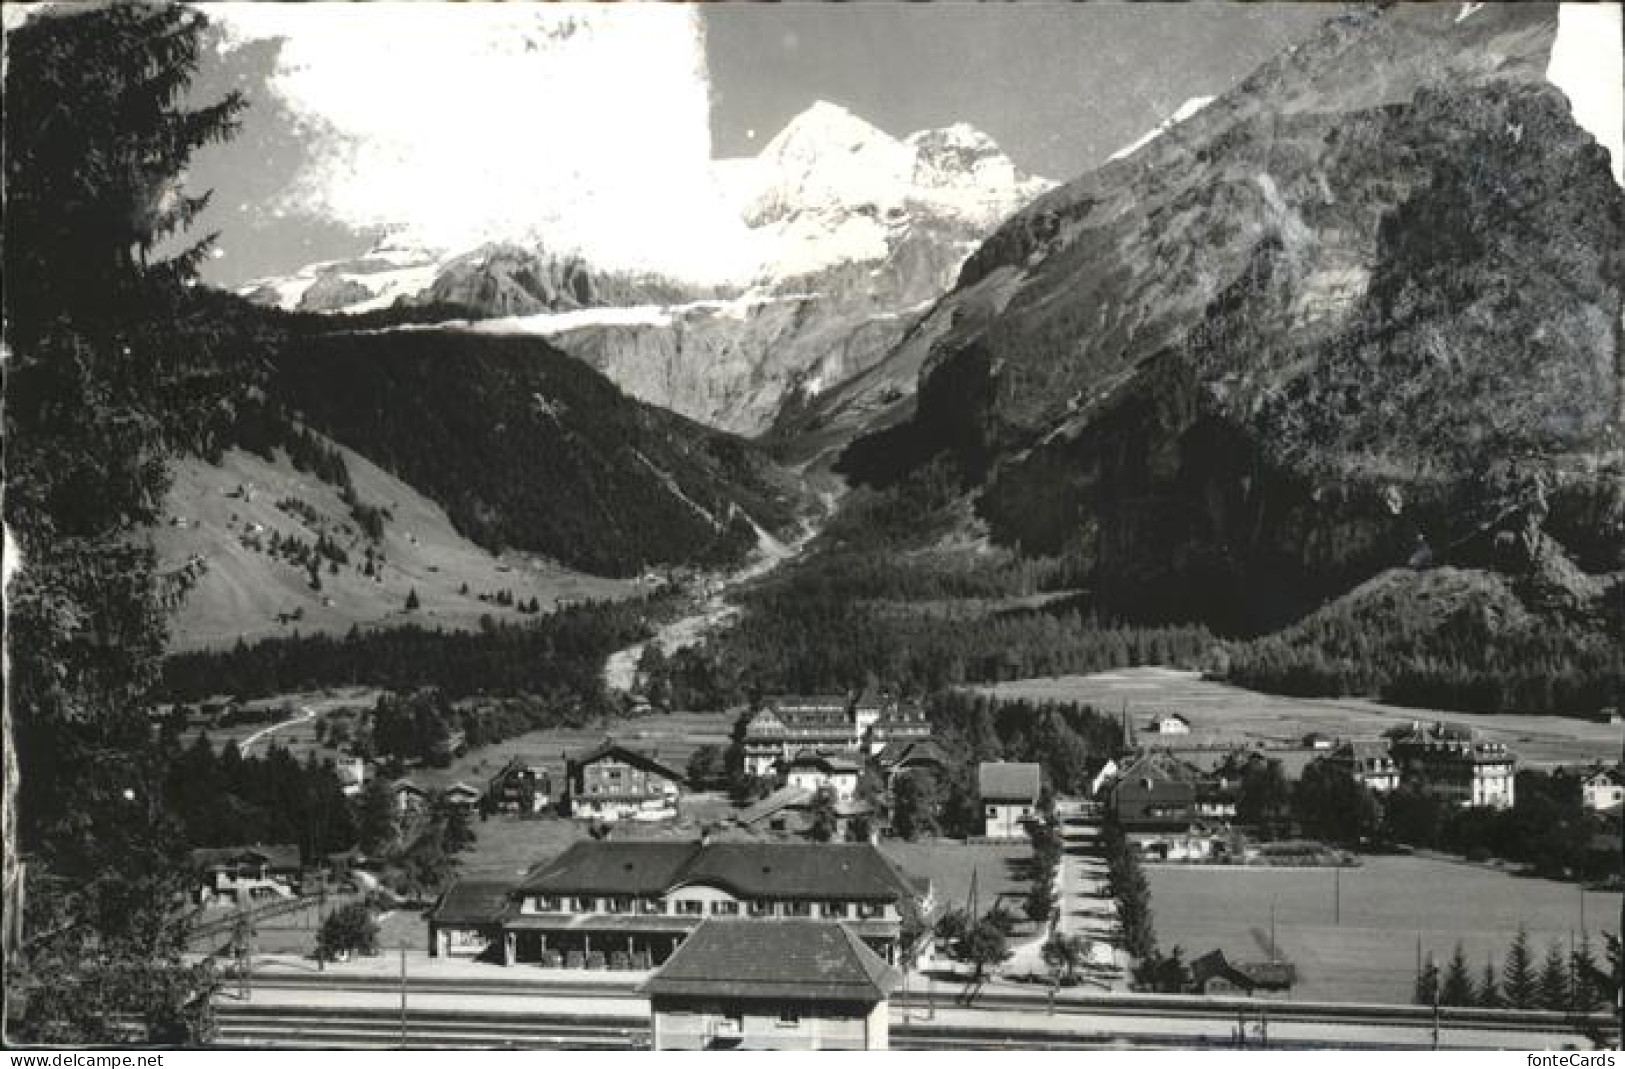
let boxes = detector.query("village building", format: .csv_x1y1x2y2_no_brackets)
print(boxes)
1581,766,1625,813
491,840,929,969
484,755,552,815
1146,713,1192,736
978,762,1042,840
1301,732,1335,751
640,920,900,1050
334,756,368,798
734,786,874,840
443,782,483,811
865,701,933,755
1190,949,1296,997
1387,722,1516,808
392,778,428,815
190,844,302,904
741,691,931,777
874,738,950,787
783,752,862,800
1328,740,1401,793
427,879,514,959
740,695,872,778
564,740,685,822
1111,752,1198,835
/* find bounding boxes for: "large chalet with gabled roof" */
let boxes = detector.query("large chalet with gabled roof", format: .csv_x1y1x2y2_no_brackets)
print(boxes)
740,690,934,779
1386,721,1516,808
564,739,685,822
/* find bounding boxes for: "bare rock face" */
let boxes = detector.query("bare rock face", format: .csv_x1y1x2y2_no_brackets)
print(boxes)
841,2,1624,633
542,106,1051,437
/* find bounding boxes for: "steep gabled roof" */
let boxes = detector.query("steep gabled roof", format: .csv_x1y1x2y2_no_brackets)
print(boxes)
978,762,1041,802
431,879,516,926
877,738,949,769
566,739,685,784
190,843,302,871
1116,751,1203,788
640,919,899,1002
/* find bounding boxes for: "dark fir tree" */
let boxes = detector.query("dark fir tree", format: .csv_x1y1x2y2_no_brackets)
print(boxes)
1440,943,1476,1007
1502,927,1537,1009
1537,940,1572,1013
4,1,249,1045
1477,958,1501,1009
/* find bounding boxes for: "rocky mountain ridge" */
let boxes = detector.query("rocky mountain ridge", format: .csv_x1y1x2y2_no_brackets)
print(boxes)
238,101,1053,436
837,1,1624,636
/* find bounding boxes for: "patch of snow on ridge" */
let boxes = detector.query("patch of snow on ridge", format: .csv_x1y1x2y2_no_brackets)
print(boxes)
1108,96,1216,163
1546,3,1624,186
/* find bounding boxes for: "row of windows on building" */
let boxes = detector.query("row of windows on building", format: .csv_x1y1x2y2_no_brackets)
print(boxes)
524,895,889,920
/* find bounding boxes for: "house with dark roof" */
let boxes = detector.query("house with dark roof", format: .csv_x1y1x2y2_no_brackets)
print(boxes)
484,755,552,815
734,786,874,840
1387,722,1516,808
875,738,949,787
1111,752,1198,834
640,920,900,1050
1190,949,1296,997
741,696,863,778
392,778,428,815
865,701,932,755
428,879,516,959
784,752,862,800
495,840,929,969
190,844,302,904
564,739,685,822
978,762,1042,839
1327,740,1400,793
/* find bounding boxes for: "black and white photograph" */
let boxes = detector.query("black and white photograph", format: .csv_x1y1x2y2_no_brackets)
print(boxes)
2,0,1623,1053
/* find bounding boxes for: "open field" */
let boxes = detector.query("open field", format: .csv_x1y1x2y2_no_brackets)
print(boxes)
880,841,1032,917
980,668,1621,768
159,445,633,652
1149,855,1621,1004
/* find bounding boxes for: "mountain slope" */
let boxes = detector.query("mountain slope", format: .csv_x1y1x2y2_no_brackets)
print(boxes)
839,2,1624,640
267,324,808,577
157,441,632,651
547,104,1051,437
238,102,1052,438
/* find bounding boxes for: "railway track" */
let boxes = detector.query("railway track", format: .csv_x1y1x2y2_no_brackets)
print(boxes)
212,989,1610,1050
244,969,1614,1034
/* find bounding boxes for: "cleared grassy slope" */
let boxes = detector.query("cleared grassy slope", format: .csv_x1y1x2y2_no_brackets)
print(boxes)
156,441,632,651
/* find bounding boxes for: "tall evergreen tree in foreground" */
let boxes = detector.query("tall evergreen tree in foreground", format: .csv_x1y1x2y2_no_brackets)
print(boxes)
1501,927,1538,1009
4,1,248,1044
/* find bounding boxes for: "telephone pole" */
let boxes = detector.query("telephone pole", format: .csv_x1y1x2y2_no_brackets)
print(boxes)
399,941,408,1047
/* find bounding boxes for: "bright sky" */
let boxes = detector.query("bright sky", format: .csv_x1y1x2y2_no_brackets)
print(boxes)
176,2,1339,288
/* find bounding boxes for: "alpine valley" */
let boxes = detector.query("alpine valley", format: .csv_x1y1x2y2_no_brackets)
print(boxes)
176,3,1620,716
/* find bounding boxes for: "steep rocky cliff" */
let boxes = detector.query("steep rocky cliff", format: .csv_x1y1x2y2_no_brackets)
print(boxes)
543,105,1052,436
840,2,1624,635
239,103,1051,438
